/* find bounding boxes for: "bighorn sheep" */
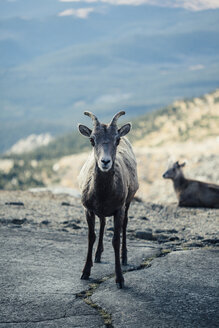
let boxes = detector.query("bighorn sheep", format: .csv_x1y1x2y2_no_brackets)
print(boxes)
163,161,219,208
78,111,139,288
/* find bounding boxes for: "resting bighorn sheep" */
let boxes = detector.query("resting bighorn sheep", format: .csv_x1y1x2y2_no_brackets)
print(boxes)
163,161,219,208
78,111,139,288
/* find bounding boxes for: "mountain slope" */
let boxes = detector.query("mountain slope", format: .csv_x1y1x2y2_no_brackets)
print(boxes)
4,89,219,160
132,89,219,146
1,89,219,199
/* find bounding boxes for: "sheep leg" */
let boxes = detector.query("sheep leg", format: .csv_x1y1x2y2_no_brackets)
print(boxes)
112,209,124,289
122,203,130,266
81,210,96,280
95,216,106,263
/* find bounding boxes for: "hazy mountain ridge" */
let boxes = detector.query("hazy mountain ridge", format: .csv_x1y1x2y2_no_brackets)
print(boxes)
1,4,219,153
1,89,218,199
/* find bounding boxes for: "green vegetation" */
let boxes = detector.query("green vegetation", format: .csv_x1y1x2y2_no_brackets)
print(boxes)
0,159,54,190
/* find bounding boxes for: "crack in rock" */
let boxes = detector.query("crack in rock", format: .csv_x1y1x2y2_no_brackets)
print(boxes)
75,248,171,328
76,277,114,328
0,313,100,325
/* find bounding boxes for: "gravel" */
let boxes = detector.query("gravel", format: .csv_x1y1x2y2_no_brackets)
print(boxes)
0,190,218,249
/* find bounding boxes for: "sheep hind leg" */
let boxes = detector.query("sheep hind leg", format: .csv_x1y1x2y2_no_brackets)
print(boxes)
81,210,96,280
122,203,130,266
113,209,124,289
95,216,106,263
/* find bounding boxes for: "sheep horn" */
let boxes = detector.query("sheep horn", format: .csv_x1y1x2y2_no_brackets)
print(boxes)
109,111,126,126
84,111,100,127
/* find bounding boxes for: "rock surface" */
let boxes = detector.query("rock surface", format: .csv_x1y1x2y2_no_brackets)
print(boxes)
0,190,218,327
92,249,219,328
0,227,159,327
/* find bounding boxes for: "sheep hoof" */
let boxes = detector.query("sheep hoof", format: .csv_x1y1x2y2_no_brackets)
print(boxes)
81,272,90,280
94,254,101,263
122,258,127,266
116,280,125,289
94,258,101,263
116,276,125,289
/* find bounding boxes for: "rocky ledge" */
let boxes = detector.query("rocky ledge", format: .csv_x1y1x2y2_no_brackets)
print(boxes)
0,190,218,328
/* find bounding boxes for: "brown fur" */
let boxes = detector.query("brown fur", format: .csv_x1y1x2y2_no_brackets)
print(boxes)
78,113,138,288
163,162,219,208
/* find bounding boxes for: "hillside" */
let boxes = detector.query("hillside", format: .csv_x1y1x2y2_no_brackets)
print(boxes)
132,89,219,146
1,89,219,202
4,89,219,160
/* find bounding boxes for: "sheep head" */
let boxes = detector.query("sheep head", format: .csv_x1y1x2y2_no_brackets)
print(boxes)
163,161,186,180
78,111,131,172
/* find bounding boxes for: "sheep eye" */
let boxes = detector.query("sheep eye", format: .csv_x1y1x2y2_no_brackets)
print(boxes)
89,137,95,146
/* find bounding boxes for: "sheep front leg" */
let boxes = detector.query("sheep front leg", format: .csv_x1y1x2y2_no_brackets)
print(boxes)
112,209,124,289
81,210,96,280
122,203,130,266
95,216,106,263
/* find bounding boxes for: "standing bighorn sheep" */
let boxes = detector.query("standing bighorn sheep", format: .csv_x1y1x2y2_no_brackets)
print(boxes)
163,161,219,208
78,111,138,288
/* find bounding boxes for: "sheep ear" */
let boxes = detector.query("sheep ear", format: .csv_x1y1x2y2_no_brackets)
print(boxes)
78,124,92,137
118,123,131,137
180,162,186,168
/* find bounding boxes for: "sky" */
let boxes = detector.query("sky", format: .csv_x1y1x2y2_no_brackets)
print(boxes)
58,0,219,14
1,0,219,20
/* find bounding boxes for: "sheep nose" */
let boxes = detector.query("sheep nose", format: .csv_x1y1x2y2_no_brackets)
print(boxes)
101,159,110,165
